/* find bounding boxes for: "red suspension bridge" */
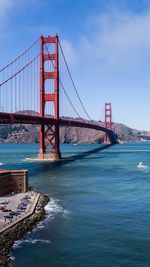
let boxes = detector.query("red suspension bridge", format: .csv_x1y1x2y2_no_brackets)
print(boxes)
0,35,118,160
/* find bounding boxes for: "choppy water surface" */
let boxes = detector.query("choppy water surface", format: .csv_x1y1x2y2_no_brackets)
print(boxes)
1,143,150,267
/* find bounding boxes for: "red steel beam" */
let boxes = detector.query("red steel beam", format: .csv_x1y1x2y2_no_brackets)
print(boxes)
39,35,61,160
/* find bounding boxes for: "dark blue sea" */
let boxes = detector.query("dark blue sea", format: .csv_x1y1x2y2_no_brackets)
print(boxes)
0,142,150,267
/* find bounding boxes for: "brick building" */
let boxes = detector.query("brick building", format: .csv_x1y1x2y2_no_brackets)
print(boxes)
0,170,28,197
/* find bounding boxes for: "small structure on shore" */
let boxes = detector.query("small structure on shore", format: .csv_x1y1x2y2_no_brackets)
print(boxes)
0,168,49,267
0,170,28,196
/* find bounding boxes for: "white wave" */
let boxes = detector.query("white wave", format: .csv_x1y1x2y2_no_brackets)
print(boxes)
44,197,70,219
13,237,50,249
0,162,3,165
9,254,15,262
12,197,70,251
45,198,63,213
63,210,71,218
32,197,70,233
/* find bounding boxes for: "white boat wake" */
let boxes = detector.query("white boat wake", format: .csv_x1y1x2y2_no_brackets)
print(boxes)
137,162,149,169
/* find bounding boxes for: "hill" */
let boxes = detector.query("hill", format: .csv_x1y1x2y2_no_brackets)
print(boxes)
0,117,149,144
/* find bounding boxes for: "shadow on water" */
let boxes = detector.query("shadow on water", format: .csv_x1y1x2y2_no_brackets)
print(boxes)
61,144,114,163
29,144,114,177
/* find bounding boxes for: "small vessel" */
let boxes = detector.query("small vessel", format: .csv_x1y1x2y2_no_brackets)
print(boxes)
137,162,148,169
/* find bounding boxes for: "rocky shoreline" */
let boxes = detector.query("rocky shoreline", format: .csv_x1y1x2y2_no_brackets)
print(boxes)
0,193,49,267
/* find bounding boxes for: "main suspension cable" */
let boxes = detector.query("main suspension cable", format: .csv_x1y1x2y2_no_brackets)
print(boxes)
58,39,92,121
45,43,84,120
59,80,82,119
0,54,40,87
0,38,40,72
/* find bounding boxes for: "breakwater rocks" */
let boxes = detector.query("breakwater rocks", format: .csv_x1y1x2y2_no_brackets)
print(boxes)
0,193,49,267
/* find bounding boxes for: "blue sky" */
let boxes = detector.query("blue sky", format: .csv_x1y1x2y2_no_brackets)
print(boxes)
0,0,150,130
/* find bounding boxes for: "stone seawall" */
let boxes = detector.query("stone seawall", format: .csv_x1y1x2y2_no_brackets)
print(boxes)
0,193,49,267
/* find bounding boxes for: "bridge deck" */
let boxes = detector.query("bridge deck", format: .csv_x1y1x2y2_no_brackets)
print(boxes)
0,112,117,144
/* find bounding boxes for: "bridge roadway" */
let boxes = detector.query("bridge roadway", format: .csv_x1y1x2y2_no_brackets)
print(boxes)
0,112,117,144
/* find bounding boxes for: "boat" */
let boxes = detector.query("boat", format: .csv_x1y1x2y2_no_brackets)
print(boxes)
137,162,148,169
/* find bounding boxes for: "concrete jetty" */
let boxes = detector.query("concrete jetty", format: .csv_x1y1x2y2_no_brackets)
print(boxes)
0,191,49,267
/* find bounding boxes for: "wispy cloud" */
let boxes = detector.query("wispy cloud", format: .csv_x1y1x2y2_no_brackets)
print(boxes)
78,8,150,71
0,0,33,38
0,0,21,37
0,0,15,21
60,39,77,66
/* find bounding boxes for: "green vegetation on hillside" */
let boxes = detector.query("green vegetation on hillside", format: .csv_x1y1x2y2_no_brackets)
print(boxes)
0,125,26,139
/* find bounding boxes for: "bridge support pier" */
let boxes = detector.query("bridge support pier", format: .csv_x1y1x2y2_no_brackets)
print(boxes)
38,35,61,161
38,124,61,160
38,152,61,160
104,134,111,144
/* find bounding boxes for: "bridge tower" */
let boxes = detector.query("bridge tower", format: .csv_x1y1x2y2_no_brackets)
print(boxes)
38,35,61,160
104,102,112,144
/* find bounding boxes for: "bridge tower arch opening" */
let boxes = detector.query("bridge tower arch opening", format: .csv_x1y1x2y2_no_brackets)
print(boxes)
38,35,61,160
104,102,113,144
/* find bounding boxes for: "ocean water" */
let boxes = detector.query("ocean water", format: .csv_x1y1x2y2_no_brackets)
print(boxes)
0,142,150,267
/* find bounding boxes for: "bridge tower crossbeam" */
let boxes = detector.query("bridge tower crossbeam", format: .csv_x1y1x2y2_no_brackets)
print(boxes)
38,35,61,160
104,102,112,144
